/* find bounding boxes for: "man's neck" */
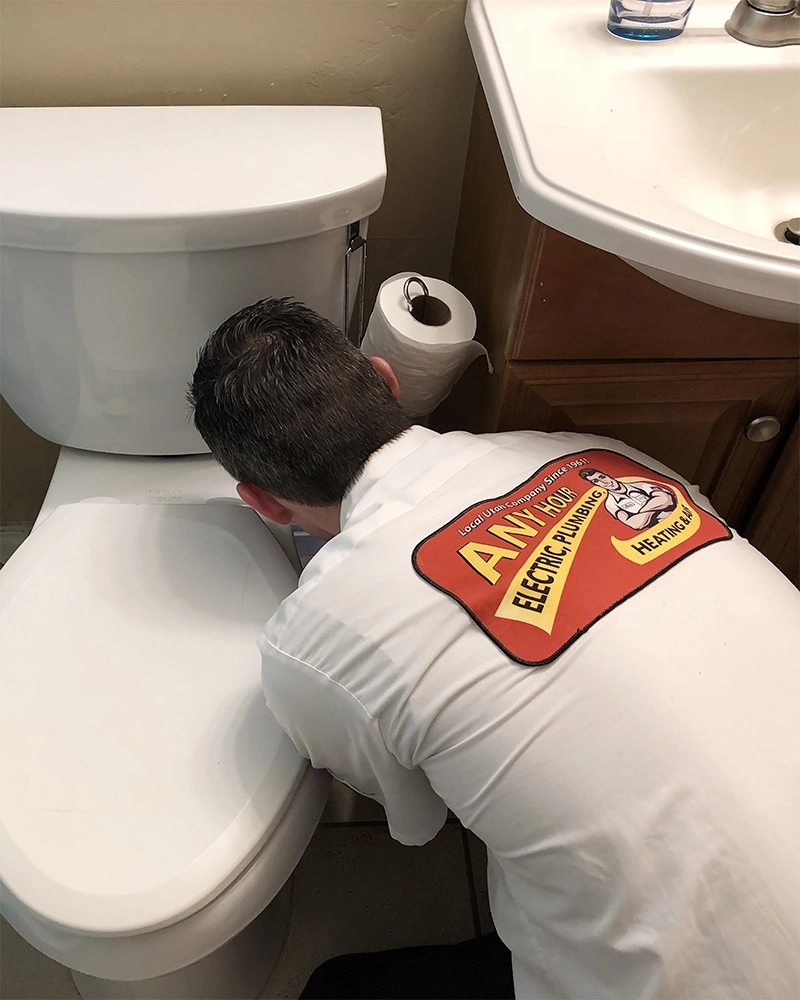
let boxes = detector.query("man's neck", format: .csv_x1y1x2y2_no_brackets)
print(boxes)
288,502,342,541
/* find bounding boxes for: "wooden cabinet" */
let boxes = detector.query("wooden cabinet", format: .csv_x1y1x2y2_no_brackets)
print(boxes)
745,423,799,585
437,89,799,585
498,360,797,528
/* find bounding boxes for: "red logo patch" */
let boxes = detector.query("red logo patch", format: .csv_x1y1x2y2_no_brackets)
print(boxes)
412,450,731,666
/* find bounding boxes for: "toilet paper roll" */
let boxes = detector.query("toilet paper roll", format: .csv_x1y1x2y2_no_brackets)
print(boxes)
360,272,492,418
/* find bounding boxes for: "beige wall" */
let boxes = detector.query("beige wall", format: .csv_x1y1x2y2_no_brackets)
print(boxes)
0,0,476,525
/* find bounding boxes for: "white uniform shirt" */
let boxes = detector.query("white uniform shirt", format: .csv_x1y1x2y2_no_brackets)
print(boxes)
259,427,800,1000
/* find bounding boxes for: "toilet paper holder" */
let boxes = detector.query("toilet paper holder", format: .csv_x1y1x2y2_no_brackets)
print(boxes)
402,276,452,327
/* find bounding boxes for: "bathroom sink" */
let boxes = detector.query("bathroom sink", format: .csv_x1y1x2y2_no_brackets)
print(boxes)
466,0,800,322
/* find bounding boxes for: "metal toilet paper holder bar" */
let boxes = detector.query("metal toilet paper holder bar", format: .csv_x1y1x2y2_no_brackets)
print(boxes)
402,276,452,327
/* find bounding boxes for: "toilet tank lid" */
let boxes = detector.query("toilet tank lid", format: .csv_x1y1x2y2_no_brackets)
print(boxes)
0,105,386,252
0,501,307,935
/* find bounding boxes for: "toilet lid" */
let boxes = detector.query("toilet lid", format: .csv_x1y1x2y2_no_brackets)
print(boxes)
0,502,306,936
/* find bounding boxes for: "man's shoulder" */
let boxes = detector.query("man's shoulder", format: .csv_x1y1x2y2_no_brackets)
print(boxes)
264,535,395,652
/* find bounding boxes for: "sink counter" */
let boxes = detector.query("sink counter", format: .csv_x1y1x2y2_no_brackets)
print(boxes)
467,0,800,321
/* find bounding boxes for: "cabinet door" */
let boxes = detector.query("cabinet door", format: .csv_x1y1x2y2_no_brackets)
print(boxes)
499,359,799,528
745,422,799,587
510,228,800,362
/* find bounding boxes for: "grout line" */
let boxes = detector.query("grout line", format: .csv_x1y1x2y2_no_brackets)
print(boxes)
460,825,483,938
318,816,461,828
318,819,390,828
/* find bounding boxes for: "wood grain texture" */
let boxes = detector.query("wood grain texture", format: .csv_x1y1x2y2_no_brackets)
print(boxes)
513,228,800,362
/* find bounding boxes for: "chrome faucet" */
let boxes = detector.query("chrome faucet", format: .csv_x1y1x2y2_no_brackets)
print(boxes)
726,0,800,45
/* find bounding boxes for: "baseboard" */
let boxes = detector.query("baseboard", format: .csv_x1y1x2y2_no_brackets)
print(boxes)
0,522,33,564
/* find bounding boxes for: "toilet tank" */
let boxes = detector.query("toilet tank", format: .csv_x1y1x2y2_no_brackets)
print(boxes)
0,106,385,455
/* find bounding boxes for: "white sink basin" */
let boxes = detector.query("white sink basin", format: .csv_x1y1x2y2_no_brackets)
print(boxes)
467,0,800,323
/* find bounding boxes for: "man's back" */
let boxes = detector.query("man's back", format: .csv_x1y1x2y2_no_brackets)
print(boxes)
261,427,800,999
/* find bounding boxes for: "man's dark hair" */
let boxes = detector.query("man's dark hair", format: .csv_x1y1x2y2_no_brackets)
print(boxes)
578,468,603,481
188,297,412,506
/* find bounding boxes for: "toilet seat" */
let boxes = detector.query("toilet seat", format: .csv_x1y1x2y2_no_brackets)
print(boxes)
2,765,329,982
0,501,325,976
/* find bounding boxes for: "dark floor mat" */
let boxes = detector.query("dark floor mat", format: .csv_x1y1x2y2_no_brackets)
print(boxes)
299,932,514,999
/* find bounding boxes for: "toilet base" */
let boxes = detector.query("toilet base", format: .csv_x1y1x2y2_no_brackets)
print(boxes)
71,881,291,1000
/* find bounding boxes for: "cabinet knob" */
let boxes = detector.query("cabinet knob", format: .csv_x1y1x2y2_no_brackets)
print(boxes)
745,416,781,443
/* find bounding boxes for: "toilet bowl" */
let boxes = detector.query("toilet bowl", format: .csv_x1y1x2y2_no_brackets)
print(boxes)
0,450,331,998
0,103,385,997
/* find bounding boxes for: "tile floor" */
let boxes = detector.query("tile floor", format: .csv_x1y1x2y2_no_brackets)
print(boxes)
0,782,493,1000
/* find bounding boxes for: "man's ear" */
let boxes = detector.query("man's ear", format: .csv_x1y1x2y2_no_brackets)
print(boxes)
369,356,401,401
237,483,293,524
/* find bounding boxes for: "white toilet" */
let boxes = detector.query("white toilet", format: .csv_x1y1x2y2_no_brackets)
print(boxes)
0,105,386,999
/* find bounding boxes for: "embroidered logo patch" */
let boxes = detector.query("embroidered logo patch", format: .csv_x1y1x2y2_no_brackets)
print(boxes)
412,449,732,666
